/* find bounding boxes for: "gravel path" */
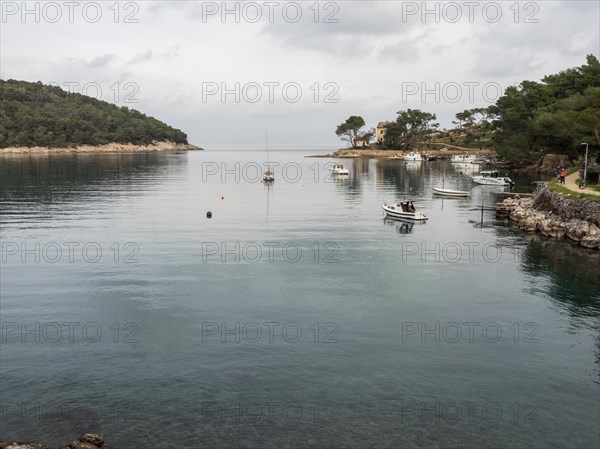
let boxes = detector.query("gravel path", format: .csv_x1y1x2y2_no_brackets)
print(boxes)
563,171,600,196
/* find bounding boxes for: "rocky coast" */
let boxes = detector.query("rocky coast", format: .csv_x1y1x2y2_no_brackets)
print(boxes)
498,186,600,249
309,147,494,159
0,434,103,449
0,141,203,154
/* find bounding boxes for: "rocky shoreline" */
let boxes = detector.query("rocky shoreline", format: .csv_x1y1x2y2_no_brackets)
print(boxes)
0,433,103,449
498,186,600,249
0,141,203,155
308,147,493,159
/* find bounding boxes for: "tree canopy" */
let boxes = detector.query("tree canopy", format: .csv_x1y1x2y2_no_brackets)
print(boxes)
0,79,189,148
490,54,600,162
335,115,367,148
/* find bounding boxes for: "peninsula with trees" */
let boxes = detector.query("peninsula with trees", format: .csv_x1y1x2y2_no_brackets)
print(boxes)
330,55,600,181
0,79,202,153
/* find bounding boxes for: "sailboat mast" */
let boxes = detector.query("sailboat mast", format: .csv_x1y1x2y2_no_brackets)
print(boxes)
265,131,269,165
263,131,274,182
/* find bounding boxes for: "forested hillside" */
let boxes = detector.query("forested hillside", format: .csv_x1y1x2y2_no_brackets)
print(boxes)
0,80,188,148
490,55,600,162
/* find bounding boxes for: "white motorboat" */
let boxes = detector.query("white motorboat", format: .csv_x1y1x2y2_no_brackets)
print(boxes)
451,154,479,164
433,187,471,197
403,152,423,162
330,164,349,175
382,200,428,221
454,162,480,173
472,170,514,186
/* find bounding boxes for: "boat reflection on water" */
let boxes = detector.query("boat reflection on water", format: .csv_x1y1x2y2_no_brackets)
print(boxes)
383,217,427,235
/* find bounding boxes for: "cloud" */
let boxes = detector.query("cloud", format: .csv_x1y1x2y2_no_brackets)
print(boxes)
129,50,153,64
86,54,114,68
1,0,599,145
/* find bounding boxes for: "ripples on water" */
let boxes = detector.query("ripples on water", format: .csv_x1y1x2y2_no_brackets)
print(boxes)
1,151,598,449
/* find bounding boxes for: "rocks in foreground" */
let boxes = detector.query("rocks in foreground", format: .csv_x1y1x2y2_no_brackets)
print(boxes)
0,434,103,449
499,187,600,249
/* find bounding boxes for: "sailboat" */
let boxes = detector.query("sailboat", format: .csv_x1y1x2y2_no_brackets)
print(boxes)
263,131,274,183
432,178,470,197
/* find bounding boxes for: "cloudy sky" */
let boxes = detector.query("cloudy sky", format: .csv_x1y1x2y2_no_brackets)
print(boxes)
1,1,599,148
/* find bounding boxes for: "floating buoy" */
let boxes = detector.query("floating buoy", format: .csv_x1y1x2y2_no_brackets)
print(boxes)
221,196,224,200
207,211,212,218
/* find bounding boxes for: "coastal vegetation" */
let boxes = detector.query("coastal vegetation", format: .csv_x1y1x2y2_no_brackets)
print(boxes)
490,55,600,164
0,79,189,148
381,109,439,150
338,55,600,176
335,115,370,148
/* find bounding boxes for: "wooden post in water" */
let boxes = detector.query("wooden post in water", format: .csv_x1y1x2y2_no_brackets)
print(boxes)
481,202,484,226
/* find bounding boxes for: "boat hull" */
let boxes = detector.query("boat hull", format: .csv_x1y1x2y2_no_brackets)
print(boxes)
432,187,470,197
472,178,509,186
403,153,423,162
382,205,428,221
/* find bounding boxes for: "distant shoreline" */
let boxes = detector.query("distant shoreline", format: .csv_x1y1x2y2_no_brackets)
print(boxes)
307,147,494,159
0,141,203,155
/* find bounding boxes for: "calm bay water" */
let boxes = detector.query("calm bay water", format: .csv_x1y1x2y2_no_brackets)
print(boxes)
1,150,599,449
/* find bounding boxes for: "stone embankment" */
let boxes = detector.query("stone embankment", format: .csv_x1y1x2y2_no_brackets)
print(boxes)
0,433,103,449
0,141,202,154
498,186,600,249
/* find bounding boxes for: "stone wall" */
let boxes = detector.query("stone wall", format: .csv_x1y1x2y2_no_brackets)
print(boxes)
499,188,600,249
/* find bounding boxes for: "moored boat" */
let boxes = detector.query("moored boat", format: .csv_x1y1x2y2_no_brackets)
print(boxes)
263,131,275,183
472,170,514,186
330,164,349,175
382,200,428,221
432,187,470,197
403,152,423,162
263,170,275,182
452,154,479,164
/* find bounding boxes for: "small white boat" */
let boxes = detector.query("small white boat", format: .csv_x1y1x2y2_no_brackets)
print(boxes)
433,187,470,197
403,152,423,162
263,170,274,182
472,170,514,186
451,154,479,164
382,200,428,221
329,164,349,175
454,162,480,174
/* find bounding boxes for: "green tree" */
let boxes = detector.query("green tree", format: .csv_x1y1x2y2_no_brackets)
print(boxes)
455,110,471,129
335,115,366,148
396,109,438,148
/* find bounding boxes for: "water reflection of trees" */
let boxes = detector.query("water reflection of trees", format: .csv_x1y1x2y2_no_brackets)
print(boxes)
330,159,369,201
519,239,600,317
519,239,600,378
0,152,187,203
376,160,427,194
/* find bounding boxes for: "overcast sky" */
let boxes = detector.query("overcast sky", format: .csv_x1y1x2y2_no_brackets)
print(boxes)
1,1,599,148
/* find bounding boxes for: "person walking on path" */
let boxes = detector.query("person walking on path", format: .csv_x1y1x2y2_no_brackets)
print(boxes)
560,168,566,184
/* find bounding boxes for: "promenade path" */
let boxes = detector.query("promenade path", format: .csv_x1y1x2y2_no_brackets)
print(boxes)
563,171,600,196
